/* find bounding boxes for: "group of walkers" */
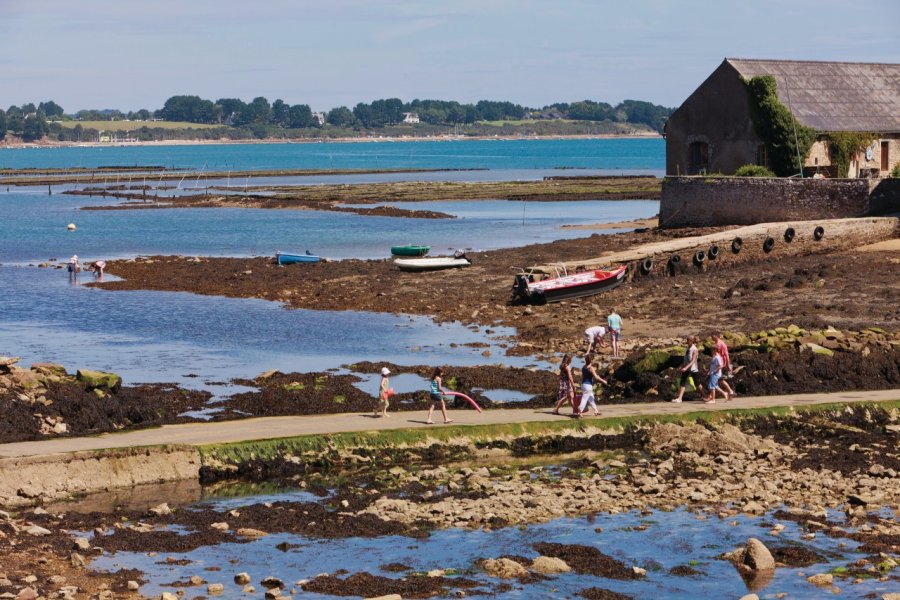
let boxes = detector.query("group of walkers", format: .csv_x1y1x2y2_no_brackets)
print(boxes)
552,310,737,417
375,366,454,425
375,307,737,423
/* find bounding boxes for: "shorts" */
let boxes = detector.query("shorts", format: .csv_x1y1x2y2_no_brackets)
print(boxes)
679,371,697,387
67,264,75,273
610,328,621,340
429,392,443,404
709,374,721,390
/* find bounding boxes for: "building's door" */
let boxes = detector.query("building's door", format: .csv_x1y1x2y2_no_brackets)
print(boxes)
882,141,890,171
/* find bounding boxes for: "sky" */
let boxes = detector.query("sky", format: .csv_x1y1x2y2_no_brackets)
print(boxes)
1,0,897,113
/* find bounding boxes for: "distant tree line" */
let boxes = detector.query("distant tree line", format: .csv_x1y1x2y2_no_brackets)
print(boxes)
0,95,673,142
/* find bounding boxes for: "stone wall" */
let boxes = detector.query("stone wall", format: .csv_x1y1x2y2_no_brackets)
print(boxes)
660,177,900,228
0,445,200,508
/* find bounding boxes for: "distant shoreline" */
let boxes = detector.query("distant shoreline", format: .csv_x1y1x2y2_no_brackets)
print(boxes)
0,132,661,150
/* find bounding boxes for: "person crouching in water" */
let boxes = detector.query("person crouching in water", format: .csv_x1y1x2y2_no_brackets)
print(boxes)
552,354,576,415
89,260,107,279
376,366,394,418
576,353,607,417
427,367,453,425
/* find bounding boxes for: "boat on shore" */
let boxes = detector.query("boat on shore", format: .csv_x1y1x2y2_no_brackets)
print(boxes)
394,255,471,272
390,244,430,257
512,264,627,303
276,251,320,265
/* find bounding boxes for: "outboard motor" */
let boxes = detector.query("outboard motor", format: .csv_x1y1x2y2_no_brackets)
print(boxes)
512,273,532,301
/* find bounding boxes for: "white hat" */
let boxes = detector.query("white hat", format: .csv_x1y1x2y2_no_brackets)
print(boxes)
381,367,391,376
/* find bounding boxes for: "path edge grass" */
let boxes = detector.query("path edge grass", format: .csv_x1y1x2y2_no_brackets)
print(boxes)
198,398,900,466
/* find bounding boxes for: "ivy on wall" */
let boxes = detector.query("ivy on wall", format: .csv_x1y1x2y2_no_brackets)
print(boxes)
826,132,875,178
744,76,817,177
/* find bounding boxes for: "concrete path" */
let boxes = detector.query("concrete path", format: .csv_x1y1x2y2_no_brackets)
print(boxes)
533,216,899,271
1,389,897,459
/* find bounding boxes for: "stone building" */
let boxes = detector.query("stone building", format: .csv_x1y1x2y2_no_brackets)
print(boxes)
665,58,900,177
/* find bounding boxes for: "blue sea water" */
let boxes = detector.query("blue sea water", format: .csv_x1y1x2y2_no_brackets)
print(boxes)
0,139,660,388
0,138,664,172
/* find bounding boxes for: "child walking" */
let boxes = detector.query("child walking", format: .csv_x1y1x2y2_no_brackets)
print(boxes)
427,367,454,425
552,354,576,415
375,367,393,417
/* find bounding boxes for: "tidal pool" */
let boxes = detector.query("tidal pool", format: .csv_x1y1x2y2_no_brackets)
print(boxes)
89,505,887,599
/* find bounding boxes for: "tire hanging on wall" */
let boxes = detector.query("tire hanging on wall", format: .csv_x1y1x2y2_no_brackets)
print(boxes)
813,226,825,241
693,250,706,266
731,237,743,254
640,257,653,274
784,227,796,243
708,244,720,260
667,254,681,275
763,236,776,253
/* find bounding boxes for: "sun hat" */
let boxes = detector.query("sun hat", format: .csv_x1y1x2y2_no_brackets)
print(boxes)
381,367,391,376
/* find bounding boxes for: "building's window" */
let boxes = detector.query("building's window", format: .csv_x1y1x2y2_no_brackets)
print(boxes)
688,141,709,174
756,144,768,167
882,141,890,171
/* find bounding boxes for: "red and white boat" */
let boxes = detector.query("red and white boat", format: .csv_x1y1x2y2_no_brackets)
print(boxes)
512,264,627,304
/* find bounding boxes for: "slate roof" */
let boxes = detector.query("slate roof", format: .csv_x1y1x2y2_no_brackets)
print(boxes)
727,58,900,133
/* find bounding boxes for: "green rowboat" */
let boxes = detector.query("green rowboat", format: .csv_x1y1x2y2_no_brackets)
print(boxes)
390,245,430,257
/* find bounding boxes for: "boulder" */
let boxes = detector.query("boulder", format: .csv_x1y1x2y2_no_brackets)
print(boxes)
149,503,171,517
30,363,68,378
739,538,775,572
805,343,834,357
235,528,267,538
206,583,224,595
530,556,571,574
806,573,833,586
632,349,677,375
76,369,121,391
26,525,52,536
234,573,251,585
482,558,528,578
15,588,37,600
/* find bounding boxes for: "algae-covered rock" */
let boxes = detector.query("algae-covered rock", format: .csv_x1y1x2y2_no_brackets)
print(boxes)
786,324,802,336
76,369,122,390
31,363,68,377
633,349,678,375
805,343,834,357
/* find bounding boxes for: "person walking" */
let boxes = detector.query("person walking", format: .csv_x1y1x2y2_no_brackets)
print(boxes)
426,367,453,425
576,353,608,417
712,334,736,399
375,367,394,418
704,345,729,404
552,354,577,415
607,309,623,359
584,325,608,354
672,335,701,403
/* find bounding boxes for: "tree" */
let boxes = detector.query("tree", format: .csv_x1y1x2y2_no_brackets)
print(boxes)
326,106,355,127
5,106,24,135
0,109,6,138
617,100,672,132
236,97,271,126
216,98,247,124
271,99,290,127
38,101,64,118
158,95,217,123
287,104,314,128
73,123,83,141
22,110,48,141
567,100,613,121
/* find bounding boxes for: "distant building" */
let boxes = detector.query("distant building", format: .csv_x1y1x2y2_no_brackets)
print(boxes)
312,112,326,126
402,112,420,124
665,58,900,177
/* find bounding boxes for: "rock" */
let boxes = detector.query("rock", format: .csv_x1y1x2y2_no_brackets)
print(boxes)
530,556,571,574
149,503,172,517
235,528,267,538
365,596,402,600
47,575,66,585
741,501,766,515
807,573,833,586
740,538,775,572
632,349,677,374
72,537,91,551
188,576,203,586
882,594,900,600
739,595,760,600
632,566,647,576
805,343,834,357
256,369,281,380
210,522,229,531
207,583,224,594
242,585,255,594
30,363,67,377
127,581,140,591
0,356,21,369
26,525,51,536
15,588,37,600
848,493,880,506
160,594,178,600
482,558,528,578
260,576,284,589
76,369,121,390
70,553,86,568
234,573,251,585
264,589,281,599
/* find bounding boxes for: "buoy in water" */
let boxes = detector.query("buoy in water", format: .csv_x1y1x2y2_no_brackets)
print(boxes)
67,223,77,231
